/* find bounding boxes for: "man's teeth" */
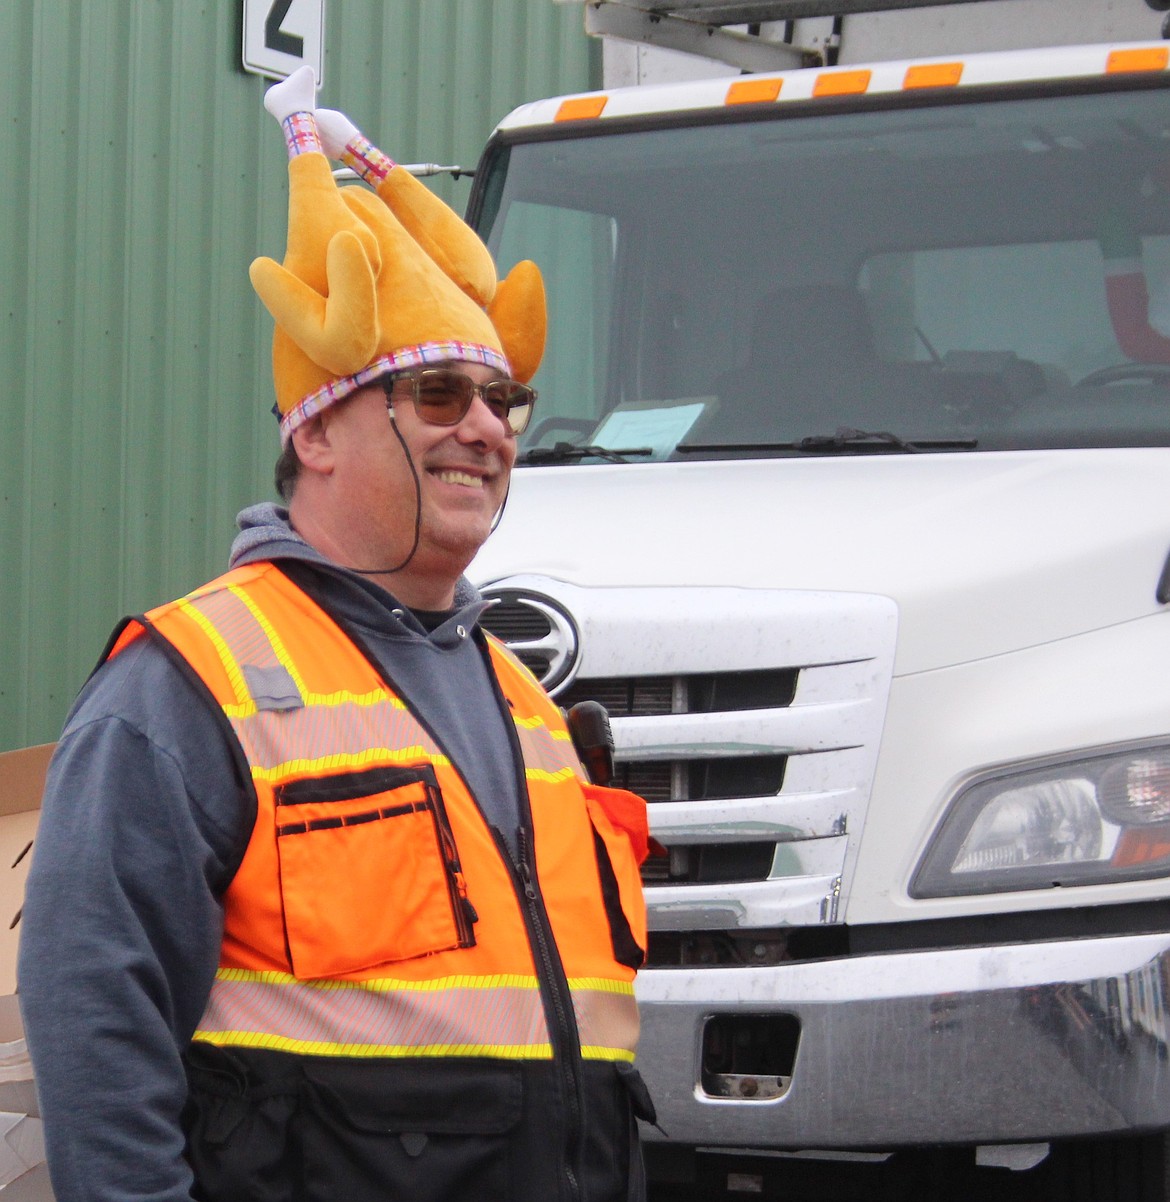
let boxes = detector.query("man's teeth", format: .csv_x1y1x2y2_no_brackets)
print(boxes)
436,470,483,488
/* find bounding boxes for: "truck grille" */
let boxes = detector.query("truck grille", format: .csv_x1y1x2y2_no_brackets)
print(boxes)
560,669,798,717
480,578,897,944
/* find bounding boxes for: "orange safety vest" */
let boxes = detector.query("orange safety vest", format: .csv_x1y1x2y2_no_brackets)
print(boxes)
108,561,647,1065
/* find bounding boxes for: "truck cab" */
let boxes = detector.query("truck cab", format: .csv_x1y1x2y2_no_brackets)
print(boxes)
468,9,1170,1197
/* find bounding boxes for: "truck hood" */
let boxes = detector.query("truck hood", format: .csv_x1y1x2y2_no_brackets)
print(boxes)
471,448,1170,675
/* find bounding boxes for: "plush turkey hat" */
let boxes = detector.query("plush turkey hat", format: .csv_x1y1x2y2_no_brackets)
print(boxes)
251,150,546,445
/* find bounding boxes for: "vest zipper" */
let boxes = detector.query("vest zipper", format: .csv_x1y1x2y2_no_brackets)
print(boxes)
475,634,586,1202
512,825,584,1202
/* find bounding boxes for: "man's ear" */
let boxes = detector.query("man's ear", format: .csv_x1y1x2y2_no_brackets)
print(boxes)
291,411,336,476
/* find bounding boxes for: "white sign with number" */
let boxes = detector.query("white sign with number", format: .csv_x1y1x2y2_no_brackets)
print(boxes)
242,0,325,83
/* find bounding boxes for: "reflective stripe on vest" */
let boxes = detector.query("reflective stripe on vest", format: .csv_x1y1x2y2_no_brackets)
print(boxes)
182,969,639,1061
120,563,642,1063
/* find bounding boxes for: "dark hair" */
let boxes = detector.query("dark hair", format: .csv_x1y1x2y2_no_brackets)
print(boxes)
274,439,302,501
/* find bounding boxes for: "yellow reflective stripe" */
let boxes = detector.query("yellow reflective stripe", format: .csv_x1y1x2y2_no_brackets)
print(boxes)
180,588,282,718
175,598,250,709
227,687,399,720
193,1032,555,1059
524,765,579,785
249,747,452,783
196,971,634,1057
180,585,407,719
197,972,554,1056
303,689,403,708
228,583,310,698
580,1046,637,1063
193,1029,632,1061
229,697,442,773
511,715,572,737
189,587,291,703
568,977,636,996
213,967,541,991
513,717,584,779
571,979,640,1058
207,968,631,1003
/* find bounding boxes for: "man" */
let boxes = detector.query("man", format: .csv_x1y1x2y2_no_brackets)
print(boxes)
19,68,652,1202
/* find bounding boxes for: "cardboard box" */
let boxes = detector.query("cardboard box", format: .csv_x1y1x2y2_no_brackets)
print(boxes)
0,744,53,1198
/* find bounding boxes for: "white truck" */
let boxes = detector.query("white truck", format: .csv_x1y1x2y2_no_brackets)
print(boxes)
466,0,1170,1196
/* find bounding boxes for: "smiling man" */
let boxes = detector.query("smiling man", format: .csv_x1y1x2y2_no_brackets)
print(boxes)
18,69,653,1202
287,363,522,609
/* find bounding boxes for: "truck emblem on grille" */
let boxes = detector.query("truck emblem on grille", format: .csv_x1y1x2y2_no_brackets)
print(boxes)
479,589,580,693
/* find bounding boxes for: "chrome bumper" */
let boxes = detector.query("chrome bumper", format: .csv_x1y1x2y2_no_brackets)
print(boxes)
634,931,1170,1148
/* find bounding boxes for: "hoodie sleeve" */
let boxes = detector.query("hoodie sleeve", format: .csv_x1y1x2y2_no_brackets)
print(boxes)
17,638,252,1202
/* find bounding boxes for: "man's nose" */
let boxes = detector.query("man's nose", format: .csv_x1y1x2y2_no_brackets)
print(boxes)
456,395,510,448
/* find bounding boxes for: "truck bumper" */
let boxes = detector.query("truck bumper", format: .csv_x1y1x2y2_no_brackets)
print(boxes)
634,930,1170,1148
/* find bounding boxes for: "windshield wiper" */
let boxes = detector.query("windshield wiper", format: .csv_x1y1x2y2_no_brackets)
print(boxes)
797,427,930,453
518,442,654,465
678,427,978,455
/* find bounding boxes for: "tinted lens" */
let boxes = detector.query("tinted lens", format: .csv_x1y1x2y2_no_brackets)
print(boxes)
481,380,536,435
414,369,473,425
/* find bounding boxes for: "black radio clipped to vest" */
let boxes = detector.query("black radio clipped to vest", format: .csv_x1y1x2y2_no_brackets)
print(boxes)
565,701,614,787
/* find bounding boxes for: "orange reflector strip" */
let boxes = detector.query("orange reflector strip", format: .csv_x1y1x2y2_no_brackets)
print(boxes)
725,78,784,105
903,62,964,89
555,96,608,121
1106,47,1170,74
1112,825,1170,868
813,69,872,97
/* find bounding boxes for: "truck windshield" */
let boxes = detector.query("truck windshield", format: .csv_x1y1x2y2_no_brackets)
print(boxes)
476,81,1170,462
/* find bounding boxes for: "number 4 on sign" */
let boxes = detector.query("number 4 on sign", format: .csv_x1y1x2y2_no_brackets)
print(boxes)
241,0,325,84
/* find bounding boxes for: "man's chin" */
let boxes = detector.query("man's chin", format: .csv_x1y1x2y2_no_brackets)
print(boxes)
418,520,496,570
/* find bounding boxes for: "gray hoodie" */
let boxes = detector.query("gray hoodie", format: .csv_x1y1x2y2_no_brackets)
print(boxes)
18,502,527,1202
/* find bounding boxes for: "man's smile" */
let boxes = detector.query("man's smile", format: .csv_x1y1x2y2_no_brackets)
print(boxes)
433,467,486,489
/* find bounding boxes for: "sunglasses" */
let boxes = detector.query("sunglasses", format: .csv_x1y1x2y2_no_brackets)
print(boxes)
384,368,537,436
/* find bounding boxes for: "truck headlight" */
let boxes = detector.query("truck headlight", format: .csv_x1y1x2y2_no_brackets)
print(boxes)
911,742,1170,897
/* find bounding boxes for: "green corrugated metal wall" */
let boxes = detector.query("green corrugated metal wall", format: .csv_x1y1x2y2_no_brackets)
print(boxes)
0,1,596,752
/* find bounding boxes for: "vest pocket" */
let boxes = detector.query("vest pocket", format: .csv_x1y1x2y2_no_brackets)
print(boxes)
583,787,649,971
300,1059,523,1202
592,830,646,970
275,765,475,979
